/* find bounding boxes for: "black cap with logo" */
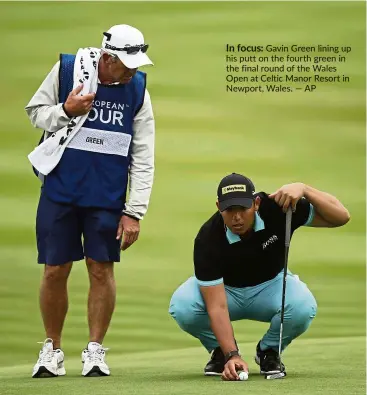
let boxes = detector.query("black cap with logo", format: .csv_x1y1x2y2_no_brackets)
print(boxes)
217,173,256,212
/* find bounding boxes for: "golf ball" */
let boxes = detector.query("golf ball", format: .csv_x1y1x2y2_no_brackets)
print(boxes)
238,371,249,381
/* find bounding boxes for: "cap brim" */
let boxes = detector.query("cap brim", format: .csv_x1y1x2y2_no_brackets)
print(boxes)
116,51,153,69
218,197,253,212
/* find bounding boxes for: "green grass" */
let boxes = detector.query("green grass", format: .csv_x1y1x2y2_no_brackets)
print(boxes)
0,338,365,395
0,1,365,394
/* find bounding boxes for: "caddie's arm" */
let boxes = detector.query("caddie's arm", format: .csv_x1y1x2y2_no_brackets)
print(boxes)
123,89,155,221
117,90,155,251
25,62,71,133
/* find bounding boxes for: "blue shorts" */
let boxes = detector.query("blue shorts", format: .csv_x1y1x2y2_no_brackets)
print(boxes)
36,192,122,265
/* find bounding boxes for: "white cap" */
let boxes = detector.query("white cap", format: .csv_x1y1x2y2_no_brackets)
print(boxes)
101,24,153,69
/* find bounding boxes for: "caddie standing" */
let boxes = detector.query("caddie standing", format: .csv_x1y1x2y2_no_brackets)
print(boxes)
26,24,155,378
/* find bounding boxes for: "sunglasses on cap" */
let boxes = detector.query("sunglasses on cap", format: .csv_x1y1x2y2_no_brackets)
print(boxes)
103,32,149,54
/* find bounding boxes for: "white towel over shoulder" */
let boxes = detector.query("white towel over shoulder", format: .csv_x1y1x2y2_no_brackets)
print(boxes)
28,47,101,175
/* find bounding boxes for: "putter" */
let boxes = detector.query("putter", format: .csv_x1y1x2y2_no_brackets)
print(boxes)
265,207,292,380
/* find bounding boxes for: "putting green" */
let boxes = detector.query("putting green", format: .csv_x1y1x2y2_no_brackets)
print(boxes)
0,2,364,394
0,337,365,395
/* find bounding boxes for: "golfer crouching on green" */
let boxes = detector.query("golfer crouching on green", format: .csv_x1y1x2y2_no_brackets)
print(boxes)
169,173,349,380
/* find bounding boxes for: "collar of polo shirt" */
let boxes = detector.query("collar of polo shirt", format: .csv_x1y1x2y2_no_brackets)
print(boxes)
226,212,265,244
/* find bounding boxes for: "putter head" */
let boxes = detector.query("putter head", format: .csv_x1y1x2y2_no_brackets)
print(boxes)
265,371,286,380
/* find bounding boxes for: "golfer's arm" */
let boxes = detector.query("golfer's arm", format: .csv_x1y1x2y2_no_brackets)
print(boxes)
25,61,71,133
200,284,237,354
304,184,350,227
124,90,155,220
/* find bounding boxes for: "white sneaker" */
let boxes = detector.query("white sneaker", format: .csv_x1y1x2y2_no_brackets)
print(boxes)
82,342,110,377
32,338,66,378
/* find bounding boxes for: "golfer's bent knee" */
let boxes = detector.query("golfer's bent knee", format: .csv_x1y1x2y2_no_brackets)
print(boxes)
289,298,317,331
169,302,198,332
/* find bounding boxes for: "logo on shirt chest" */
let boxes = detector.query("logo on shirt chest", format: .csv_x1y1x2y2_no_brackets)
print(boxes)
262,235,278,250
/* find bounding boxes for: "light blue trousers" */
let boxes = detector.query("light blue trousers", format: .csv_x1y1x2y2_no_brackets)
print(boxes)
169,271,317,353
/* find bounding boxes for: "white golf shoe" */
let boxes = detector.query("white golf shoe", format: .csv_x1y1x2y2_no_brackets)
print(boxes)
32,338,66,378
82,342,110,377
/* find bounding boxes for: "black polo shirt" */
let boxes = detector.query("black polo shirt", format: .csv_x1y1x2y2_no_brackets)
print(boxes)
194,193,314,287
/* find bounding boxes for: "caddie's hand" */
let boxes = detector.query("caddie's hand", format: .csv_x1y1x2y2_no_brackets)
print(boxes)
269,182,306,212
63,84,96,117
222,356,249,381
116,215,140,251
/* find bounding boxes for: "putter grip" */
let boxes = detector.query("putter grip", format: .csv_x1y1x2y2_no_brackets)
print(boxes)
285,208,292,247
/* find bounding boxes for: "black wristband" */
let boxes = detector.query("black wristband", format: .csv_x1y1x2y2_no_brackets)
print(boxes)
122,212,140,221
224,350,241,364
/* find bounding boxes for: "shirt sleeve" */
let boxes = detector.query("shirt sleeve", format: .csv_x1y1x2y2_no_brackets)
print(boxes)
194,236,224,286
292,198,314,231
123,89,155,220
25,61,71,133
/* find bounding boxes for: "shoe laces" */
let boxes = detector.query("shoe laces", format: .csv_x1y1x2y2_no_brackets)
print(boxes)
37,338,55,364
85,347,109,364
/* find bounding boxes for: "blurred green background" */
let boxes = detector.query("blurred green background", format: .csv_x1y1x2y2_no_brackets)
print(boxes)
0,1,365,394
